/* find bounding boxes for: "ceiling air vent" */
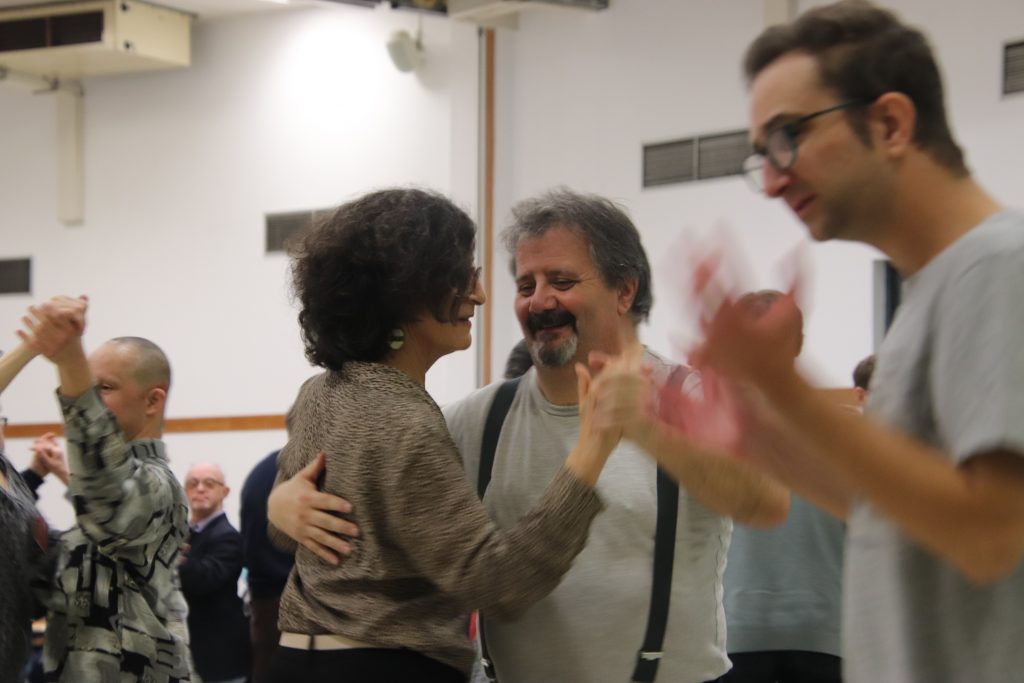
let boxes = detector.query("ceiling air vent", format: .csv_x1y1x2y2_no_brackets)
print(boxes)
697,130,749,180
1004,39,1024,95
449,0,607,28
0,258,31,295
265,210,333,253
266,211,313,254
643,138,696,188
644,129,750,188
0,1,190,81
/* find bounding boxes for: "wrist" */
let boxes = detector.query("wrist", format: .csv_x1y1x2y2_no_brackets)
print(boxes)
53,340,87,368
624,412,659,448
56,343,93,399
565,443,608,487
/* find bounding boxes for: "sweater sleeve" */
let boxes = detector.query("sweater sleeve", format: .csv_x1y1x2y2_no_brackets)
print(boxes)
58,387,187,558
379,411,603,620
20,468,45,501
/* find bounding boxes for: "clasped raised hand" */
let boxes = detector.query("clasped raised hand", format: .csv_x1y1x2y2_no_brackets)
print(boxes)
17,295,89,363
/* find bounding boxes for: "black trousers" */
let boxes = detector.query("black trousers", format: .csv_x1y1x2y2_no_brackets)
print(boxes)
269,646,466,683
716,651,842,683
249,597,282,683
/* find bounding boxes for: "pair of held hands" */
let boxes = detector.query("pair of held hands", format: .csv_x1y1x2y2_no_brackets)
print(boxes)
28,432,70,486
17,295,89,365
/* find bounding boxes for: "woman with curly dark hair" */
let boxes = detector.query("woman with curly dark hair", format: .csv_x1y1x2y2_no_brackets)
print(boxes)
269,188,615,683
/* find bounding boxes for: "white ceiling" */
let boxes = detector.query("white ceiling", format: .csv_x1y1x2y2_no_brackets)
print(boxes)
0,0,328,21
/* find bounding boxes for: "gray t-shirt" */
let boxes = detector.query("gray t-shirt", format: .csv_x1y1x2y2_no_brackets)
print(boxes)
724,494,844,655
444,352,732,683
846,209,1024,683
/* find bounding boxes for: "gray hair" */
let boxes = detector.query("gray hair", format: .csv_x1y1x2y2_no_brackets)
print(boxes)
502,188,653,324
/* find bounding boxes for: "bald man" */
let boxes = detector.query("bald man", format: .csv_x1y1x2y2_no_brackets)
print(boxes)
181,463,250,683
19,297,192,682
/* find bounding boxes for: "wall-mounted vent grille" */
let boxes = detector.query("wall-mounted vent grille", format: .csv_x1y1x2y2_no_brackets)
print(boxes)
697,130,749,180
1005,40,1024,95
0,258,31,294
644,129,750,188
643,138,696,187
0,11,104,52
266,211,317,253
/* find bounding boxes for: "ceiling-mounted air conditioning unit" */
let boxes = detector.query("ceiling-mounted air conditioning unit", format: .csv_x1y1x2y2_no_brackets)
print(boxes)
0,0,190,81
448,0,607,28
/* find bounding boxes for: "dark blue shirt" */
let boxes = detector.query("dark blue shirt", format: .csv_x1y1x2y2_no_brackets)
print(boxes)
240,450,295,599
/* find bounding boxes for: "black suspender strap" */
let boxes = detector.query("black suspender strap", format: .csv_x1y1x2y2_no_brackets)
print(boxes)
476,376,522,683
477,377,522,498
631,466,680,682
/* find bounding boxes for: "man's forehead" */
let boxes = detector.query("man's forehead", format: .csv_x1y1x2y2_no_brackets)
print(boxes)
749,52,828,135
87,349,124,379
187,463,223,480
89,341,135,367
513,226,593,275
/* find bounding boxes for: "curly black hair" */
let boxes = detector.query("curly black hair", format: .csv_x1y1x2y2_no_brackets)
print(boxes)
290,188,477,372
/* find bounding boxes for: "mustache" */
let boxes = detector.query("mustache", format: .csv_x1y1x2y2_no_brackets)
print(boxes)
527,309,577,333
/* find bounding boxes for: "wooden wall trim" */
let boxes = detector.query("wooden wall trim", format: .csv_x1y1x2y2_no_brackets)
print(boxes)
482,28,496,386
6,389,859,439
5,414,286,439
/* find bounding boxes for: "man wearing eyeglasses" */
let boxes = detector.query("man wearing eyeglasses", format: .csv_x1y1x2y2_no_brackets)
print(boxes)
696,2,1024,683
181,463,251,683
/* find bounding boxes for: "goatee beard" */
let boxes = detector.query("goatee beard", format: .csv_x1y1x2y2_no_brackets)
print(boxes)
526,309,579,368
530,334,578,368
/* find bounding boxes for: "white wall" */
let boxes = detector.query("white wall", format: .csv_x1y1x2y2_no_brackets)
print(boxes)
0,4,481,531
487,0,1024,385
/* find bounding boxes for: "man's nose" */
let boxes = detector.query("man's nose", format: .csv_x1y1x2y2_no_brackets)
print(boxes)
763,162,793,198
527,284,559,314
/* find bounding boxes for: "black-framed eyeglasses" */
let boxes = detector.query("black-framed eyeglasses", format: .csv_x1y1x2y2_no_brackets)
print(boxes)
743,99,868,192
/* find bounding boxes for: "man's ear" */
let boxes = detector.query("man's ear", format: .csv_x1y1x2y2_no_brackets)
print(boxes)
869,92,916,160
145,387,167,417
617,278,638,316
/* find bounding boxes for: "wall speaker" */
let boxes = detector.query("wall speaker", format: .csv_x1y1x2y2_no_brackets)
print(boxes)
386,30,424,72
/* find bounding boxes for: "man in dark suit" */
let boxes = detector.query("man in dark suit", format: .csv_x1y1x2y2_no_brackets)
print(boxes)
180,462,250,683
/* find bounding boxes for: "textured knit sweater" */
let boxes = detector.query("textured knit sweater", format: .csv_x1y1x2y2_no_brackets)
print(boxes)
272,362,602,676
44,388,191,682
